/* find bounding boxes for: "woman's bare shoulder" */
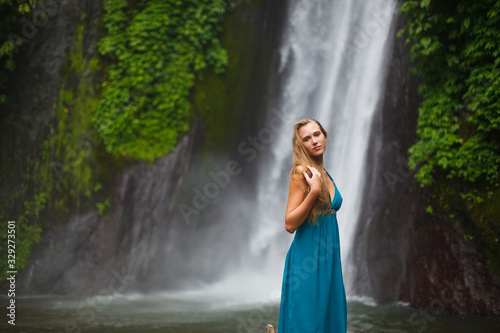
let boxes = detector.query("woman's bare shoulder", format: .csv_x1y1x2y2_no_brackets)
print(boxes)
290,165,306,186
294,165,305,173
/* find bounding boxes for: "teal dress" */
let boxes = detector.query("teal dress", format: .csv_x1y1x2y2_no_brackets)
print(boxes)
278,168,346,333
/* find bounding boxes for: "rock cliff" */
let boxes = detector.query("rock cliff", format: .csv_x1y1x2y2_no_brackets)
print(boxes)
351,12,500,316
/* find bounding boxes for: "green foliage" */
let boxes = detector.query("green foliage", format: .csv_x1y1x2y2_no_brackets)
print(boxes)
94,0,229,161
96,199,110,216
0,0,49,102
399,0,500,272
399,0,500,187
194,5,257,149
1,0,232,279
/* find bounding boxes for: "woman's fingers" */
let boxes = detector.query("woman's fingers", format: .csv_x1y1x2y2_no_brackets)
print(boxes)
304,165,322,190
306,165,321,178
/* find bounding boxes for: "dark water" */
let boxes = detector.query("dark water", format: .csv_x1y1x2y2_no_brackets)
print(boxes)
2,294,499,333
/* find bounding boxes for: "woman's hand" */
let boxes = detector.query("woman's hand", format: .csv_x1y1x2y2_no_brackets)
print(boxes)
284,165,322,234
303,165,322,195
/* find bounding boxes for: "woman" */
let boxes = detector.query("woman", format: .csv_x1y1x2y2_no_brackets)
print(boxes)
278,118,347,332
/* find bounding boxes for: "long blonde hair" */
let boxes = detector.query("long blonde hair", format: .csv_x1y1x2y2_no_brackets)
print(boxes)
290,118,331,224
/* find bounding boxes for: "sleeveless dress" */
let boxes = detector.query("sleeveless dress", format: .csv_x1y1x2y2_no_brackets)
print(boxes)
278,168,346,333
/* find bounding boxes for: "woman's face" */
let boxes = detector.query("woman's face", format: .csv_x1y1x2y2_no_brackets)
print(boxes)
298,122,326,158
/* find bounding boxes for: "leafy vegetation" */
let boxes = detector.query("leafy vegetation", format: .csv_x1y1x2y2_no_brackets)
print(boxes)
0,0,54,102
0,0,234,279
94,0,230,161
398,0,500,272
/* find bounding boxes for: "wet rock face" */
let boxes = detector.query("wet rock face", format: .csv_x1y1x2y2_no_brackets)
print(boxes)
17,130,196,295
351,13,500,316
10,0,289,296
1,0,101,159
6,0,498,312
0,0,101,227
1,0,104,294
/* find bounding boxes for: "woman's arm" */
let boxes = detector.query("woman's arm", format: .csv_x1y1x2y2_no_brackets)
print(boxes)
284,166,322,234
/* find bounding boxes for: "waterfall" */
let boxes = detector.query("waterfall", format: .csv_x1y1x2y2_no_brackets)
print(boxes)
245,0,397,296
21,0,398,301
180,0,398,304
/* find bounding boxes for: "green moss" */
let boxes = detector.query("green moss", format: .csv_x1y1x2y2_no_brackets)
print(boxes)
400,0,500,274
193,0,271,151
94,0,230,162
467,189,500,274
193,15,252,148
96,199,110,216
429,171,500,274
0,21,102,280
1,0,272,281
0,0,40,102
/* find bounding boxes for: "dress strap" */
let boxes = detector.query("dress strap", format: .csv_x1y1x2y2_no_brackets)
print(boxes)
323,168,335,185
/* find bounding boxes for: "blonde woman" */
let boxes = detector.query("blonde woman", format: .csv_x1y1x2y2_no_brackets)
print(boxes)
278,118,347,332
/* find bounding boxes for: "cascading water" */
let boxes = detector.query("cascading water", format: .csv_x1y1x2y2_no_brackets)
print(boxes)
17,0,397,306
179,0,397,304
13,2,500,332
245,0,397,297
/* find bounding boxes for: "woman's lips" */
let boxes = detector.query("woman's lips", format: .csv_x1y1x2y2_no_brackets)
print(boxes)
313,146,321,150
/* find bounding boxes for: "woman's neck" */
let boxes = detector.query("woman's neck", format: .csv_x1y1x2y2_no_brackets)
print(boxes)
312,155,324,169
